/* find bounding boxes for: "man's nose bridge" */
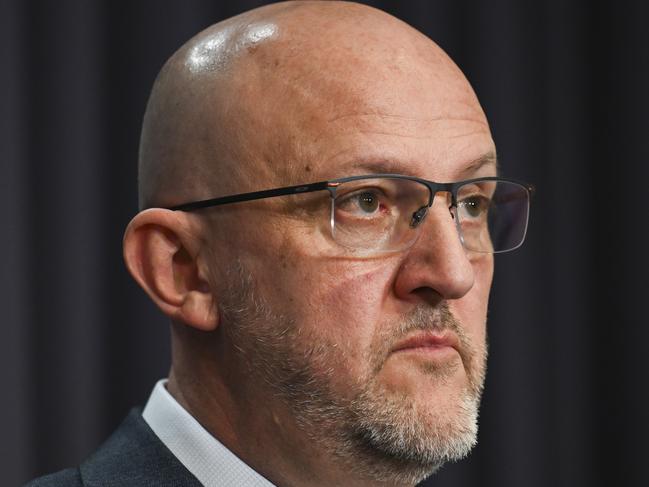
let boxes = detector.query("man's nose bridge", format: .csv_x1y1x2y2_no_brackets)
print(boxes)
418,191,462,247
416,189,454,228
429,188,454,210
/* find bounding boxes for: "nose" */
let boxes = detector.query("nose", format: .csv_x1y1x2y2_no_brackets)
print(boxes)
393,198,475,303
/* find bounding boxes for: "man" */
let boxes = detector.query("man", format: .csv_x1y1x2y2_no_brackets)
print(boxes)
27,1,532,486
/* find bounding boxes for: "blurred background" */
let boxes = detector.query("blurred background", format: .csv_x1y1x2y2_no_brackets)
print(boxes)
2,0,647,486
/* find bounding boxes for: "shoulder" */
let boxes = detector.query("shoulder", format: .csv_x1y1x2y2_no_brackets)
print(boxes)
24,408,201,487
23,467,82,487
79,408,199,486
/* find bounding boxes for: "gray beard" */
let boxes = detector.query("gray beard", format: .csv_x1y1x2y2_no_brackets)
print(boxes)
220,261,487,486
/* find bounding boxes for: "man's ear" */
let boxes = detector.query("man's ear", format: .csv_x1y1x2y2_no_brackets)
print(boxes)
123,208,218,331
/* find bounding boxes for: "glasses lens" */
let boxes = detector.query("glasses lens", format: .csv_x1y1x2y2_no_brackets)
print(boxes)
331,177,430,255
456,180,530,253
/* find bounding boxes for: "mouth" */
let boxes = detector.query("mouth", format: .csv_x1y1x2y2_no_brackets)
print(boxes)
391,331,460,358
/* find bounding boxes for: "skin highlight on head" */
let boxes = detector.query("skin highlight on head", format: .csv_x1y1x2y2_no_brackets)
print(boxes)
125,2,496,486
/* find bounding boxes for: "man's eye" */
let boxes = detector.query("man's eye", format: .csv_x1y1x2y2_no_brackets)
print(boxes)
357,192,380,213
337,189,386,216
459,196,490,219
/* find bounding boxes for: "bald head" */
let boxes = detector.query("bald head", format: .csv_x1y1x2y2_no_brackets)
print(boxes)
138,1,487,209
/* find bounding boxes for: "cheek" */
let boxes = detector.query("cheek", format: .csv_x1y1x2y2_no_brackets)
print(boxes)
308,262,394,334
315,264,400,385
315,263,391,313
266,255,396,375
212,211,395,359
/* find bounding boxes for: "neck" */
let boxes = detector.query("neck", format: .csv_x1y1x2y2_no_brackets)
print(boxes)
167,344,417,487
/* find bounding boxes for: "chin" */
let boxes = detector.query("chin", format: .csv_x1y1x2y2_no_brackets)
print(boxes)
333,367,481,484
380,349,468,398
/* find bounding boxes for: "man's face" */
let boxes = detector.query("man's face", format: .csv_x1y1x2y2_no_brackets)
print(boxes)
203,33,495,483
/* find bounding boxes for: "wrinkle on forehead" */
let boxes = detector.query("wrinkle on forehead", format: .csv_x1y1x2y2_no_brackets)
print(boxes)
326,113,490,139
326,114,488,124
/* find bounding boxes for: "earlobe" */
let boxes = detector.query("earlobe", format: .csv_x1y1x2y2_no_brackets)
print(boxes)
123,209,219,332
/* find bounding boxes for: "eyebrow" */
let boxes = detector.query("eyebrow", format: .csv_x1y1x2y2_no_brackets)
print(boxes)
459,151,499,178
340,151,499,181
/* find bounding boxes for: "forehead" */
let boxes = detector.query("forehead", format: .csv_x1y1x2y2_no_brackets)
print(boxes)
312,111,495,181
220,24,494,186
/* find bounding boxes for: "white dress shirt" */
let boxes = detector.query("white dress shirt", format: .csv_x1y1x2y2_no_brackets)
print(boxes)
142,379,276,487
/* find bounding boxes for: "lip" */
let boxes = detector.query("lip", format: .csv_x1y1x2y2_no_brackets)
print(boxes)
391,331,460,355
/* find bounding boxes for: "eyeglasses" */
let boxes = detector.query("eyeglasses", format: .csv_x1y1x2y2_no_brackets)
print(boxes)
166,174,533,256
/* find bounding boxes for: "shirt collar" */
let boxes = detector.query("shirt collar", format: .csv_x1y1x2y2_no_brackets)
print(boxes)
142,379,276,487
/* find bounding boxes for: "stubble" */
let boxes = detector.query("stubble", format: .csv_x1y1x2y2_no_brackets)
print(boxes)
219,260,487,485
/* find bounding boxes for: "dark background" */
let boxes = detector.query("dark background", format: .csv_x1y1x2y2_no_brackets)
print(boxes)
2,0,647,486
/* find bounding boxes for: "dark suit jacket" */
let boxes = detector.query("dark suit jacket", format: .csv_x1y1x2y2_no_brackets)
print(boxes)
25,408,203,486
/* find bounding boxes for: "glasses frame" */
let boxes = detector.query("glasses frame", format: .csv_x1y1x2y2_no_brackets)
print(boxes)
165,174,534,253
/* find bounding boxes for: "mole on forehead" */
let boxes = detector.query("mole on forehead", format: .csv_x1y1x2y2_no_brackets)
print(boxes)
184,22,279,74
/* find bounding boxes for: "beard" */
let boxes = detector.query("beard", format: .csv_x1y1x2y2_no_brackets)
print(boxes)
219,261,487,486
